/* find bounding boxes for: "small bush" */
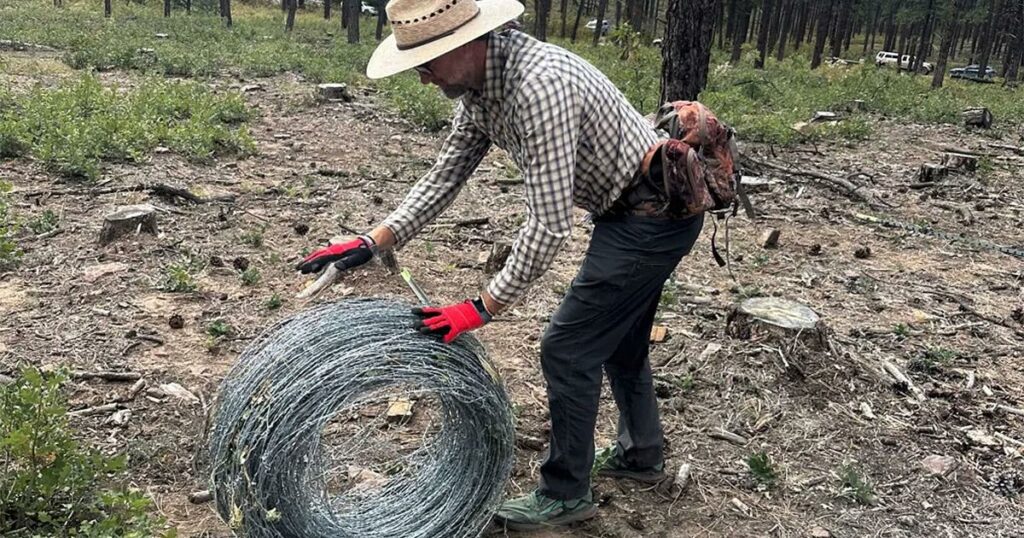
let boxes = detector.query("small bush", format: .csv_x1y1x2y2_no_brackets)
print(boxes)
162,263,197,292
240,267,261,286
838,463,876,505
2,75,254,180
207,319,234,338
0,181,22,271
26,209,60,235
265,293,283,310
0,368,175,536
746,451,777,486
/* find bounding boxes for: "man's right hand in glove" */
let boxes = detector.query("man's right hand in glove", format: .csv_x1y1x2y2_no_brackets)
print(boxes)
296,235,376,274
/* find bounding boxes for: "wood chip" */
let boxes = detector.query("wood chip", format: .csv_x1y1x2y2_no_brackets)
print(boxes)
729,497,751,516
188,490,213,504
649,325,669,343
386,398,414,423
708,428,748,446
859,402,876,420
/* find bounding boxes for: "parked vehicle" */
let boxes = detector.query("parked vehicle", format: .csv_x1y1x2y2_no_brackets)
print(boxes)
585,19,610,35
361,2,377,16
950,64,997,81
874,51,933,74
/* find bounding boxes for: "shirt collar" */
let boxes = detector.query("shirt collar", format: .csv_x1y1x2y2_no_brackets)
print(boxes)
479,31,508,101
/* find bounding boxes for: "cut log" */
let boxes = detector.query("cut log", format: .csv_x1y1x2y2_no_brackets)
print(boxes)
941,152,979,173
917,164,948,183
760,229,781,249
98,204,158,245
318,83,353,102
727,297,828,350
485,241,512,274
962,107,993,129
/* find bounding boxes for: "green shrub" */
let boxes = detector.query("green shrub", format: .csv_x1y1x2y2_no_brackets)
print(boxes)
240,266,261,286
26,209,60,235
1,74,254,180
746,451,777,486
0,368,175,536
0,181,21,271
162,263,197,292
207,319,234,337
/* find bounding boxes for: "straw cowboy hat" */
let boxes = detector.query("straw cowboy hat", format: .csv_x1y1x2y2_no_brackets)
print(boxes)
366,0,524,79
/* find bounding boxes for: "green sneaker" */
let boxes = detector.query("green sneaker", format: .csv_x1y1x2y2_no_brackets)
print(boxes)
494,490,598,531
594,445,666,484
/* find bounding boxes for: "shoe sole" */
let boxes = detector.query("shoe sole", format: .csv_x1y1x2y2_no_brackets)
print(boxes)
597,468,667,484
498,504,599,532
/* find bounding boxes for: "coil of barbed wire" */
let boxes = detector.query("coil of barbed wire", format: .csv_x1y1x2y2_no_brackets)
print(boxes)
207,298,515,538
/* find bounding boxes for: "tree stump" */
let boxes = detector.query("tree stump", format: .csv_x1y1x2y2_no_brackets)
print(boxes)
98,204,158,245
485,241,512,274
941,152,979,173
962,107,993,129
727,297,829,351
318,83,352,102
917,163,949,183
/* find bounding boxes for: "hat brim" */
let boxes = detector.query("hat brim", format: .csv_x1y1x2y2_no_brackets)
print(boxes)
366,0,525,80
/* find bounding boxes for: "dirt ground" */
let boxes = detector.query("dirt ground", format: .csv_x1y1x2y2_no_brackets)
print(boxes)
2,50,1024,537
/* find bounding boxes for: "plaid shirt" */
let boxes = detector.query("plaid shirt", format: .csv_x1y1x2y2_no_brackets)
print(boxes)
382,30,662,306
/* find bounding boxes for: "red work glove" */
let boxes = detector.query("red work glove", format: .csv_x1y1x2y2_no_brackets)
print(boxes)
296,235,375,274
412,298,492,344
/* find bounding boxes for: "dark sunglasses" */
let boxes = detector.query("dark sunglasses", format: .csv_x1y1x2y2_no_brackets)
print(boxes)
413,61,434,76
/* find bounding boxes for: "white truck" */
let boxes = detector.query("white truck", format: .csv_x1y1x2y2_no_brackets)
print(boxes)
874,51,933,74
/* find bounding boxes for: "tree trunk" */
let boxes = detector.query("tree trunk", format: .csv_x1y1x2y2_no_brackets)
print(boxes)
867,1,880,53
766,0,784,56
933,1,964,88
560,0,569,36
717,0,727,49
186,0,191,14
914,0,935,73
730,0,751,63
725,0,739,46
755,0,774,67
104,0,111,17
571,0,585,42
829,0,848,59
592,0,608,45
977,0,1000,76
776,0,793,61
286,0,297,31
537,0,550,40
346,0,360,43
661,0,717,103
1005,0,1024,82
164,0,170,17
324,0,330,19
811,0,833,68
792,0,808,50
376,2,387,40
883,0,900,51
627,0,643,31
222,0,232,27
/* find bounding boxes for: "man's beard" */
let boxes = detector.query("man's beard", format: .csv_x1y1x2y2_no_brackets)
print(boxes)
440,85,468,99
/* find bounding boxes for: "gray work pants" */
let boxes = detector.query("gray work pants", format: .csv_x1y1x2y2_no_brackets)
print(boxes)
537,213,704,500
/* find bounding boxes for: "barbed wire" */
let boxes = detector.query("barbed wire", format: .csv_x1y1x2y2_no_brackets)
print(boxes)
206,298,515,537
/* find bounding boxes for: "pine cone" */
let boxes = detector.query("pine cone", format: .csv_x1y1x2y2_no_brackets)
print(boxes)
988,471,1024,498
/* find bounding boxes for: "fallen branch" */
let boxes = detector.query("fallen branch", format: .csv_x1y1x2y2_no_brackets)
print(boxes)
881,359,926,402
69,402,123,417
987,143,1024,156
21,183,235,204
708,428,748,446
72,371,142,382
742,154,889,208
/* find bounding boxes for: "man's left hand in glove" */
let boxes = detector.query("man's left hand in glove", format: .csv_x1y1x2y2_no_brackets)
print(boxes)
412,297,493,343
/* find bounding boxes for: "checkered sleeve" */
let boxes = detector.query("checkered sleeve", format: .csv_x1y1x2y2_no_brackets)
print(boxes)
381,101,492,246
486,75,581,305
